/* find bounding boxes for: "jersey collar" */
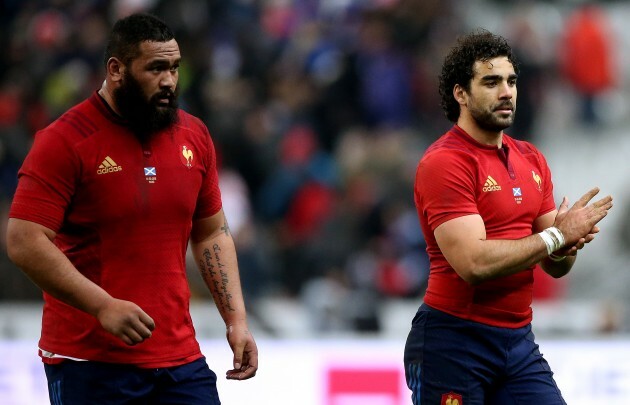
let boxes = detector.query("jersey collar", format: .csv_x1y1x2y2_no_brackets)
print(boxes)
89,91,127,126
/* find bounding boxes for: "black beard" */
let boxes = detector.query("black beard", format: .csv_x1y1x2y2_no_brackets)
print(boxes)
113,72,179,142
469,101,515,132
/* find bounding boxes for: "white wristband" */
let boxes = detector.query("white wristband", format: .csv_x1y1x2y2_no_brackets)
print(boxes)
538,230,556,255
546,226,566,249
538,227,566,256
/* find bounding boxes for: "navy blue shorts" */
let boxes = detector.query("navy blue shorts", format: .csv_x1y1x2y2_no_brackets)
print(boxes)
44,356,220,404
404,304,566,405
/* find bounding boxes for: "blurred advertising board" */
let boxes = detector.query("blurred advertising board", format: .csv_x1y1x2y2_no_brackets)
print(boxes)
1,338,629,404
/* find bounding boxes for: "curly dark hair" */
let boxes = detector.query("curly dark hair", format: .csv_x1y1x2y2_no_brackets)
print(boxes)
103,13,175,66
439,29,520,123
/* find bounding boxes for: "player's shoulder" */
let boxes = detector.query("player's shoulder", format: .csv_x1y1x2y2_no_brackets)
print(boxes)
175,110,215,144
36,98,100,143
422,130,478,163
176,110,209,133
418,134,479,181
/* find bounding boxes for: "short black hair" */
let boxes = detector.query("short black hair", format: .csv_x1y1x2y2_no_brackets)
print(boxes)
103,13,175,66
438,29,519,122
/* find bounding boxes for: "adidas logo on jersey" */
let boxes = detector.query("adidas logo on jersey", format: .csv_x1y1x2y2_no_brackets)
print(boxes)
482,175,501,192
97,156,122,175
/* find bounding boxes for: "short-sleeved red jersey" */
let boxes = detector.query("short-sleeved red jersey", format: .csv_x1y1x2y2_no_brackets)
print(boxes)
415,125,556,328
10,93,223,367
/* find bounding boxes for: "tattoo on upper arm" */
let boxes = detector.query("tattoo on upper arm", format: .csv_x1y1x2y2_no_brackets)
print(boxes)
199,244,235,313
221,215,231,236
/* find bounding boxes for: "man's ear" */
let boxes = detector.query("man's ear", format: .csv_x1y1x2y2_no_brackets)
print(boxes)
106,57,125,84
453,84,467,106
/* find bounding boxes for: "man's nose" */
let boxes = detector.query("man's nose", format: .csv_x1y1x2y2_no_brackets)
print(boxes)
499,82,513,98
160,71,177,89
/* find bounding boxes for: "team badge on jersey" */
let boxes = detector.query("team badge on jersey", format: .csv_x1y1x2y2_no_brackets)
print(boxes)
513,187,523,204
180,144,194,168
532,170,542,191
144,167,156,183
441,392,463,405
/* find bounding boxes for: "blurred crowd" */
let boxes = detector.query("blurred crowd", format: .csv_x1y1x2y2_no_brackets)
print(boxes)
0,0,625,334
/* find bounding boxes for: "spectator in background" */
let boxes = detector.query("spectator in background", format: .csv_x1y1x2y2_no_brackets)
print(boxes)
560,2,615,126
258,123,339,295
355,9,414,129
404,29,612,404
503,6,551,142
6,13,257,403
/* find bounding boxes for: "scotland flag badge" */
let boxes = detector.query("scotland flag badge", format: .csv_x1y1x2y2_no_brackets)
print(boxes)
144,167,157,183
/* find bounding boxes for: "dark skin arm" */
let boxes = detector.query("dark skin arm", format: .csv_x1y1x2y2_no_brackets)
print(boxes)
190,208,258,380
6,218,155,345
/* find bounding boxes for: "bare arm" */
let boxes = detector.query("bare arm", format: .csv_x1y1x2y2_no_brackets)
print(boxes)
190,208,258,380
434,187,612,284
6,218,155,345
435,214,550,284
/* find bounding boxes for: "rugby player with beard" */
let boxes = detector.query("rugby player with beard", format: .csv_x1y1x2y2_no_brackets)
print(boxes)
404,29,612,405
110,52,179,142
7,13,257,404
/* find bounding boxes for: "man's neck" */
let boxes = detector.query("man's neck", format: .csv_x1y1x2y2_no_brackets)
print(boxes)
97,82,122,116
457,117,503,148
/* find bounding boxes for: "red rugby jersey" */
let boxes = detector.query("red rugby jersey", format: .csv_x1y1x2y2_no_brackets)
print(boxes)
415,125,556,328
10,93,223,367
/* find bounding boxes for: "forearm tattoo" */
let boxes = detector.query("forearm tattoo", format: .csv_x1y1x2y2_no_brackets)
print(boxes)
199,243,235,314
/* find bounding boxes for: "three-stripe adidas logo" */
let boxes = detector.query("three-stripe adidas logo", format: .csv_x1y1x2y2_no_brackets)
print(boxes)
97,156,122,175
482,175,501,192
